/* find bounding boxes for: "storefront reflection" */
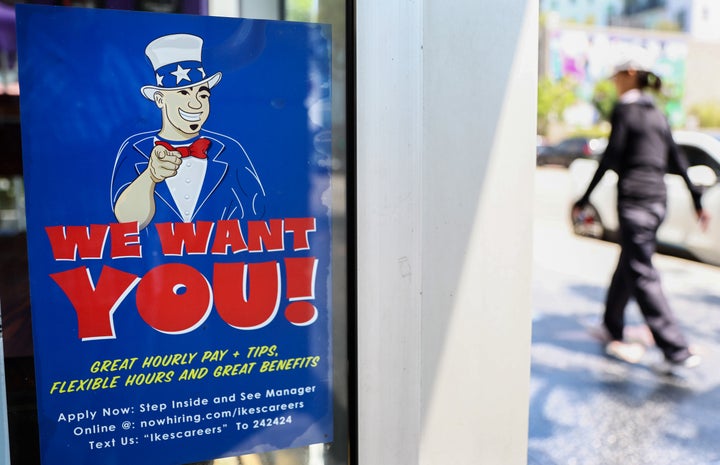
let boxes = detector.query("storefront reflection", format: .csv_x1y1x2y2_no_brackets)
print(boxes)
0,0,351,464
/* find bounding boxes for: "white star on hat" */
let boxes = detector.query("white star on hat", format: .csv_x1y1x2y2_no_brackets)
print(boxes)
141,34,223,100
171,64,191,85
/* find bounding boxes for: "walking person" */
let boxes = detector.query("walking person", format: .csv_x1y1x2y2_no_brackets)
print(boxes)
573,51,710,370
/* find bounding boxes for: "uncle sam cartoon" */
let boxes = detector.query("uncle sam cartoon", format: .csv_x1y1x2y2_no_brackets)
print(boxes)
111,33,266,229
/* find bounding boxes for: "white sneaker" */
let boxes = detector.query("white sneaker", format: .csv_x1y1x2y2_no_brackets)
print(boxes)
670,353,702,369
605,340,645,364
653,352,702,375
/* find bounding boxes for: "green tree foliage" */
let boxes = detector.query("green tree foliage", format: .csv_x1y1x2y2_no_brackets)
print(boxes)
688,101,720,128
537,76,577,135
286,0,315,21
592,79,617,122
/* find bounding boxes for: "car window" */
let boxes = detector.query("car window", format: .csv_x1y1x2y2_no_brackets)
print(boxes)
678,144,720,177
557,139,583,151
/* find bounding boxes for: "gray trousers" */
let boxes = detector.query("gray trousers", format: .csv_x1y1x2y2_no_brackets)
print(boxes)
604,201,691,362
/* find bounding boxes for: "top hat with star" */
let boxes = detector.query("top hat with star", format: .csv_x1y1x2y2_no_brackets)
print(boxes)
140,33,222,100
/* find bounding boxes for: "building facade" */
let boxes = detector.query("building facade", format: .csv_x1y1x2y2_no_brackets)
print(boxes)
666,0,720,41
541,0,624,25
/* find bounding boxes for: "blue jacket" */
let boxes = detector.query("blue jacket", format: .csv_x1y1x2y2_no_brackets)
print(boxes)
111,129,266,227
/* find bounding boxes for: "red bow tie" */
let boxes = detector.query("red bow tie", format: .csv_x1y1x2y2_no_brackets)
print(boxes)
155,138,210,159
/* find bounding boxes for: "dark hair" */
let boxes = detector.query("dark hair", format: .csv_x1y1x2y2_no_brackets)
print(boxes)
637,71,662,92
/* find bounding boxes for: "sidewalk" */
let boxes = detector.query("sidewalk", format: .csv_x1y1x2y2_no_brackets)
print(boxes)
529,167,720,465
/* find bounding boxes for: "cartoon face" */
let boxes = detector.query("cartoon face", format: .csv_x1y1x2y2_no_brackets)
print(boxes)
155,85,211,138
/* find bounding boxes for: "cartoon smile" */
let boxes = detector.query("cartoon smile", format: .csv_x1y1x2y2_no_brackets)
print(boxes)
179,109,202,122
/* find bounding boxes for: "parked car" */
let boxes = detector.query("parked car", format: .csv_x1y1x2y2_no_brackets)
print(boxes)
569,130,720,265
537,136,607,168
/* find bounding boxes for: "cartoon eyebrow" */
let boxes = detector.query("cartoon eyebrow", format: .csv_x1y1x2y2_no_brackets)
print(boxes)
180,86,210,94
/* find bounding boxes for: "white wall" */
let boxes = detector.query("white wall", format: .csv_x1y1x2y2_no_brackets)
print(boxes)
689,0,720,41
357,0,536,464
684,39,720,110
355,0,424,462
208,0,240,18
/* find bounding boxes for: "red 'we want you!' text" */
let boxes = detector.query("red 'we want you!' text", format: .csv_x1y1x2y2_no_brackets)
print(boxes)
44,218,321,341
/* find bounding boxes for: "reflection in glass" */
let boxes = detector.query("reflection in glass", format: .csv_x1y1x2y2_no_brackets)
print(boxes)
0,0,350,464
0,177,24,235
199,1,351,464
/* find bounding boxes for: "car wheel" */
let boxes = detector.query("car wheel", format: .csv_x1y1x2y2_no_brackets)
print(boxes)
571,203,604,239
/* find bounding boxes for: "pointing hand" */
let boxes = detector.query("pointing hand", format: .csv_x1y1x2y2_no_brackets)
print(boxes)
148,144,181,183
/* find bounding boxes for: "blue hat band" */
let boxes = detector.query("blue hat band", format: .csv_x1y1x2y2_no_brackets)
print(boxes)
154,61,208,89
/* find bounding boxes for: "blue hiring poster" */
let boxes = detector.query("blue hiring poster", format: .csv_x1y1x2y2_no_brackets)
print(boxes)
16,5,333,465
